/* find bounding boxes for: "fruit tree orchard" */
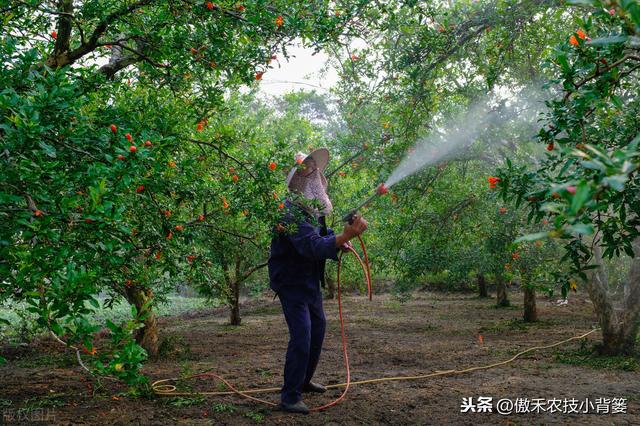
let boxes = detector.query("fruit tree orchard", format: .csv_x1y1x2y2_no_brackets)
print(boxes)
2,0,640,395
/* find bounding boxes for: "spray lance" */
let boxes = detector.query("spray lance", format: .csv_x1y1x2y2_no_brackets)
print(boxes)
341,183,389,224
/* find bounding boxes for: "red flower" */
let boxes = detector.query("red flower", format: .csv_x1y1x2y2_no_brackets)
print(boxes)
278,202,285,209
275,15,284,27
255,71,264,80
566,186,576,195
110,124,117,134
144,140,152,147
569,35,579,46
608,8,615,16
187,255,196,264
499,207,507,214
175,225,184,231
34,210,43,217
125,133,132,142
351,54,359,61
236,4,245,12
206,1,215,10
232,175,239,183
546,143,554,151
268,162,277,171
155,252,162,260
197,122,204,132
51,31,57,39
129,145,137,153
511,252,520,260
198,214,205,222
136,185,145,193
117,154,125,161
576,29,587,40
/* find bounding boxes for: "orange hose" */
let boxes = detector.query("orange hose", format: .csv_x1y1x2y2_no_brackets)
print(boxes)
357,235,372,300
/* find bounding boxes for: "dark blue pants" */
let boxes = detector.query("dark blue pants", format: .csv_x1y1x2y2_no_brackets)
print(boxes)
277,286,326,405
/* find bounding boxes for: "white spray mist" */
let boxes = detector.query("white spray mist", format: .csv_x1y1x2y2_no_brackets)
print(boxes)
384,88,546,189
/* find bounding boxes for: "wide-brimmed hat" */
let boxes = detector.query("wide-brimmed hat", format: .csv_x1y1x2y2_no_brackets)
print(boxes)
286,148,330,192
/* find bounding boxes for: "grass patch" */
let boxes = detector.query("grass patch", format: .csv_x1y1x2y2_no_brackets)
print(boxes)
21,393,66,411
382,300,403,312
15,353,77,369
212,402,237,413
0,295,216,342
479,318,559,334
251,306,281,316
255,368,273,378
219,323,248,333
554,348,640,371
163,396,206,407
245,410,266,422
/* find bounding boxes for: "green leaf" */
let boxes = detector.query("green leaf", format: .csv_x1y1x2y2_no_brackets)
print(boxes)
38,141,57,158
585,36,628,46
627,132,640,151
105,319,119,333
581,160,605,172
88,296,100,309
569,181,591,214
602,175,628,191
568,223,594,235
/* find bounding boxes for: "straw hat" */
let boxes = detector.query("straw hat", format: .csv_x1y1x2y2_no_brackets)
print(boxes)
285,148,330,192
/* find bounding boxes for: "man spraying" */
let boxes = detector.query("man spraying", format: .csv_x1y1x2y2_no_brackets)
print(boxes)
268,148,368,414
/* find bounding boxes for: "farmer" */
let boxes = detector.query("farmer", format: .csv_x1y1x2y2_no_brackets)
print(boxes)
268,148,368,414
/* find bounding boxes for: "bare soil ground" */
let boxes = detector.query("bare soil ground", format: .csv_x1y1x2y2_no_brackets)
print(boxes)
2,289,639,425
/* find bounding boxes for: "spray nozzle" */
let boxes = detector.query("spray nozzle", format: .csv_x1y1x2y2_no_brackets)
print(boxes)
376,183,388,195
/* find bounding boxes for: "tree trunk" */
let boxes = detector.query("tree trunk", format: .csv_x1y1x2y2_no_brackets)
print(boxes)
477,273,488,298
325,274,336,300
523,285,537,322
228,256,242,326
495,273,510,307
229,279,241,326
587,237,640,355
124,286,158,358
621,237,640,352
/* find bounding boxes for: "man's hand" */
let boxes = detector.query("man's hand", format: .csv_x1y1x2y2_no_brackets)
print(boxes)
335,214,368,248
343,214,368,239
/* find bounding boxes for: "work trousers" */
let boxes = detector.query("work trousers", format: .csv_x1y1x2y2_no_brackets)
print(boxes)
277,286,326,405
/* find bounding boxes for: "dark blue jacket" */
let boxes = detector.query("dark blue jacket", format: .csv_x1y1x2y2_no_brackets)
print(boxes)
268,200,339,294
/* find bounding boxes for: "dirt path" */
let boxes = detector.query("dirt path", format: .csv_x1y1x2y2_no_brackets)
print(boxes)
1,290,638,425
